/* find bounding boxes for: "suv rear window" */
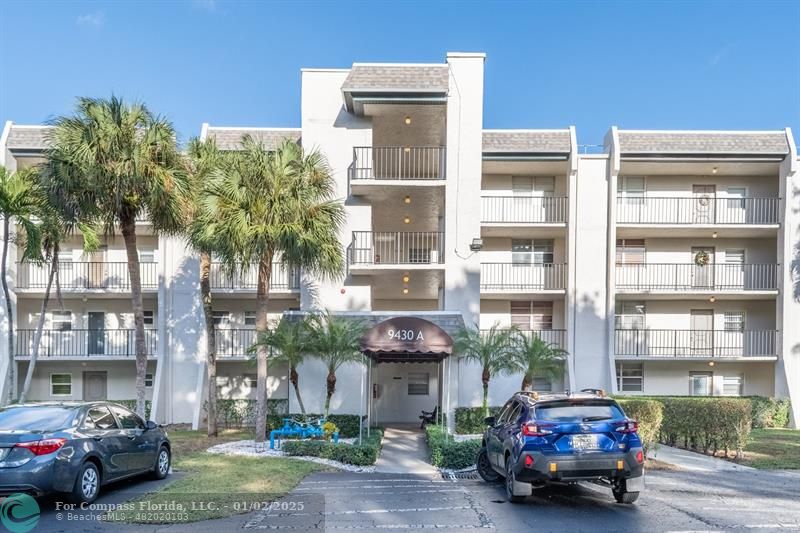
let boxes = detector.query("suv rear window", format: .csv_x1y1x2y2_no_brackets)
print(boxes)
534,401,624,422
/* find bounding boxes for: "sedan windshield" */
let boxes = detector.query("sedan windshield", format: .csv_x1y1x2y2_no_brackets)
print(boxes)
535,401,624,422
0,406,77,432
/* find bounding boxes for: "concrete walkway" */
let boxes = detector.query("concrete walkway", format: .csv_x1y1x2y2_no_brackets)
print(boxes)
374,424,438,474
648,443,756,472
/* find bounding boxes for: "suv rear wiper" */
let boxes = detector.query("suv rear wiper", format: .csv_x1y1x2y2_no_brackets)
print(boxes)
582,416,612,422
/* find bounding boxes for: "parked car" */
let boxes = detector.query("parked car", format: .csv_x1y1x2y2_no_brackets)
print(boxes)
0,402,171,503
476,390,644,504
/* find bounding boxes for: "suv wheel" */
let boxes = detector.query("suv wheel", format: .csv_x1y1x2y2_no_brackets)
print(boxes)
612,479,639,504
505,456,527,503
71,462,100,504
476,448,500,483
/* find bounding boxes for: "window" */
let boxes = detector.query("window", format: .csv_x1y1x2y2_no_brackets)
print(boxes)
722,374,744,397
212,311,231,327
143,310,154,326
724,311,745,332
407,372,429,395
725,249,745,266
243,374,258,389
616,362,644,392
408,248,431,264
616,239,646,264
615,301,646,329
145,373,154,387
618,176,645,197
84,406,118,430
512,176,533,194
51,310,72,331
511,301,553,330
531,376,552,392
139,250,155,263
245,311,257,326
50,374,72,396
533,240,554,265
689,372,713,396
110,405,145,430
511,239,532,265
727,187,747,209
534,177,555,196
505,402,523,424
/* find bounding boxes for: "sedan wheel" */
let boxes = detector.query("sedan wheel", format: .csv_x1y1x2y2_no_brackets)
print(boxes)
152,446,171,480
71,462,100,504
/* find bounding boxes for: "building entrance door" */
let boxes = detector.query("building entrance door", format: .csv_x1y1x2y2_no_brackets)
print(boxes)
83,371,108,401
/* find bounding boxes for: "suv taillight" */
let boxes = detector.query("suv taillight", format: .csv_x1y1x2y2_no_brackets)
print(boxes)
615,420,639,434
522,423,552,437
15,438,67,456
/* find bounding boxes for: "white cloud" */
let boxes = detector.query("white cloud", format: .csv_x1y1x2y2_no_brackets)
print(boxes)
76,10,105,28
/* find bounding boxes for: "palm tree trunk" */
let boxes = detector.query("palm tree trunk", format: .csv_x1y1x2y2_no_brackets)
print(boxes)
324,371,336,418
121,218,147,418
254,254,272,442
20,247,58,403
290,366,306,415
200,250,217,437
481,366,490,417
2,218,14,405
521,374,532,392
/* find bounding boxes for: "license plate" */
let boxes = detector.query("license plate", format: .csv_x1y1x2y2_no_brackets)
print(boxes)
571,434,599,450
0,448,8,461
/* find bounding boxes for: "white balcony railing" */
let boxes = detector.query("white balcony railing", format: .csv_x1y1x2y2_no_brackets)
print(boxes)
481,329,567,351
350,146,446,181
482,196,568,224
481,263,567,291
616,197,780,225
615,263,779,292
209,262,300,291
615,329,779,358
17,262,158,291
349,231,445,265
15,329,157,358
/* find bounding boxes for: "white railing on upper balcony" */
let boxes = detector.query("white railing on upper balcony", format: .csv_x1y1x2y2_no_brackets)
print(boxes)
615,329,779,358
616,196,780,225
350,146,446,181
349,231,445,265
615,263,779,292
215,328,258,358
209,262,300,291
15,329,157,358
17,262,158,291
481,196,568,223
480,263,568,291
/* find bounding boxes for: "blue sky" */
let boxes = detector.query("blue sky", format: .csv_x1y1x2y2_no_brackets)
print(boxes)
1,0,798,146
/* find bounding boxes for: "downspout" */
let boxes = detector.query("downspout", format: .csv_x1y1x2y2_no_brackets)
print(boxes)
605,127,621,394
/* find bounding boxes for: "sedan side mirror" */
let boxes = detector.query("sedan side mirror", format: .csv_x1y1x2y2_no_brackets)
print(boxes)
145,420,158,431
484,416,496,426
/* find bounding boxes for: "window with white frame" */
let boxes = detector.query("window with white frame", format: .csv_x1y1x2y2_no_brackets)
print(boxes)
615,301,646,329
616,362,644,392
722,374,744,396
139,249,156,263
243,374,258,389
511,239,532,265
511,176,533,194
616,239,646,264
143,310,154,326
407,372,429,395
727,187,747,209
511,301,553,330
724,311,745,332
689,372,713,396
50,310,72,331
534,176,555,196
145,373,154,387
245,311,256,326
618,176,645,204
50,373,72,396
212,311,231,327
533,240,554,264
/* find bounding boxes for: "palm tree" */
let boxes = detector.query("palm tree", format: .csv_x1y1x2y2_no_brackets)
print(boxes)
185,137,227,436
453,324,515,416
306,312,365,417
44,96,190,417
204,137,345,441
253,317,312,415
508,332,566,391
0,166,44,404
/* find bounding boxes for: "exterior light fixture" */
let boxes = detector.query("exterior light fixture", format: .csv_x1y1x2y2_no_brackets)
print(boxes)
403,287,409,295
404,116,412,125
708,361,715,367
402,275,410,283
404,216,411,224
709,296,716,303
712,231,718,239
469,238,484,252
404,147,411,154
712,167,718,174
404,196,411,204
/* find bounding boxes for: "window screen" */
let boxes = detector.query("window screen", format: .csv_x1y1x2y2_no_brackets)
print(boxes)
407,372,429,395
51,311,72,331
722,374,744,396
616,239,646,264
50,374,72,395
511,239,532,265
724,311,745,332
616,362,644,392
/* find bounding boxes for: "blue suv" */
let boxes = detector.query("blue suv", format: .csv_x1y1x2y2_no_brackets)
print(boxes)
477,390,644,504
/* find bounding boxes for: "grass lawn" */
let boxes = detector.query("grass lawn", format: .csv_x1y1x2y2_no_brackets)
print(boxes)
738,428,800,469
116,427,325,523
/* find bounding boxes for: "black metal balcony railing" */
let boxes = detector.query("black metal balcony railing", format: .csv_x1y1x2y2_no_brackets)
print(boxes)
480,263,568,291
15,329,157,357
615,263,779,292
481,196,568,224
349,231,445,265
616,197,780,225
615,329,779,358
209,262,300,291
215,328,257,358
350,146,446,181
16,262,158,291
481,329,567,351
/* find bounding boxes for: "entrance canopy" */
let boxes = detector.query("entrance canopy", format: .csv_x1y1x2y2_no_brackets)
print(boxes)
360,316,455,363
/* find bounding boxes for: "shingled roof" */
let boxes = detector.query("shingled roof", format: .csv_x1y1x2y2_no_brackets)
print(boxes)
6,125,52,151
482,130,572,154
342,64,449,93
206,127,301,151
618,131,790,156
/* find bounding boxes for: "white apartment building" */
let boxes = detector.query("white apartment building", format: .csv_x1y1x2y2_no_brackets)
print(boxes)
1,52,798,429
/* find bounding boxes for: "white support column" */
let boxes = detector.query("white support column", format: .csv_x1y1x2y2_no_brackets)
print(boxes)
565,126,579,392
605,127,621,394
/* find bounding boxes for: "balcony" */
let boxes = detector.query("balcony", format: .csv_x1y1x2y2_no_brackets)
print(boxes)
209,262,300,293
480,263,567,296
482,329,567,351
350,146,446,182
614,329,778,360
615,263,779,296
481,196,568,225
348,231,445,269
15,329,157,358
215,328,257,358
16,262,158,292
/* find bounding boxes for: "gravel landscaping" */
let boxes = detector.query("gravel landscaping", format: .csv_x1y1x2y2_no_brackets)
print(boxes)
206,439,376,473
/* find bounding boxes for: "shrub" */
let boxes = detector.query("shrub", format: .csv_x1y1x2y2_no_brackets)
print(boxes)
426,425,482,469
657,397,752,457
116,400,152,420
454,406,501,435
281,429,383,466
616,399,663,454
749,397,791,429
208,399,289,428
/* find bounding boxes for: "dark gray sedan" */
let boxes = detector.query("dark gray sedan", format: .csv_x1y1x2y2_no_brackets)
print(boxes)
0,402,171,503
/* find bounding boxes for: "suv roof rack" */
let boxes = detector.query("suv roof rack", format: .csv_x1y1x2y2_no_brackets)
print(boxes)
514,391,540,400
578,388,607,397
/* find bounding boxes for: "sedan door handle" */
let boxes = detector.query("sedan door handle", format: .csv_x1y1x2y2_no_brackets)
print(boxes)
93,436,103,441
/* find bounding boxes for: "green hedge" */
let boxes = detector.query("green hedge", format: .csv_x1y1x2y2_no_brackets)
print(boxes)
115,400,152,420
209,399,289,428
426,425,482,469
281,429,383,466
615,399,663,454
454,407,501,435
656,397,752,456
749,397,791,429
